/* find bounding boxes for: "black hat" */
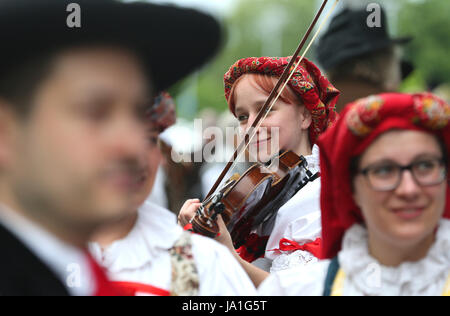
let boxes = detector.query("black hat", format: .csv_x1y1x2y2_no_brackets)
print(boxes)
316,7,412,72
0,0,223,92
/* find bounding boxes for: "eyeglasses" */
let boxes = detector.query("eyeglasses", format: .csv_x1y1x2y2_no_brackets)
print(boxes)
358,158,447,192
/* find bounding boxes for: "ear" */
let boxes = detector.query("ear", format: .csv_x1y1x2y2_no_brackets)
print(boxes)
300,107,312,130
0,100,20,169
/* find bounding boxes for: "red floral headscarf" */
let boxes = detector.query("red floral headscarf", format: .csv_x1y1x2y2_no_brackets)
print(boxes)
317,92,450,259
147,91,176,133
224,56,340,144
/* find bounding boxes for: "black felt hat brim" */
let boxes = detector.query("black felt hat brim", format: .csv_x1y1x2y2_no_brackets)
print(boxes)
0,0,223,92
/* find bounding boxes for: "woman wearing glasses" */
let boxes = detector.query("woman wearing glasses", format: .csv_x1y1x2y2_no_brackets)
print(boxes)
258,93,450,295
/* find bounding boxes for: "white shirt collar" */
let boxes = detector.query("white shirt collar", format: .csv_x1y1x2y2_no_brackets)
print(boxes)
89,201,182,273
0,204,95,296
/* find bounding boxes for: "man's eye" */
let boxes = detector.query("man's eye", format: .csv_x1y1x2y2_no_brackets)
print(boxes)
82,104,109,121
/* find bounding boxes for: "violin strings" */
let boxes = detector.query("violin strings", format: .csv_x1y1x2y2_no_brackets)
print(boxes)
199,0,339,208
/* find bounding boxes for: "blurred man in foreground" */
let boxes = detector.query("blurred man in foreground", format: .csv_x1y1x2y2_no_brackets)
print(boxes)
0,0,221,296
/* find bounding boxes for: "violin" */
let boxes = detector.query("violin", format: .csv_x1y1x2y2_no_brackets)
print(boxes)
190,0,338,246
192,150,319,248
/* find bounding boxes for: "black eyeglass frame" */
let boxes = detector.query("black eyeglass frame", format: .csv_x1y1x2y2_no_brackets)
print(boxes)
358,158,447,192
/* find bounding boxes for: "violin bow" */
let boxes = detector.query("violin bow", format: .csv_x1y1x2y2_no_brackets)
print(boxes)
205,0,339,200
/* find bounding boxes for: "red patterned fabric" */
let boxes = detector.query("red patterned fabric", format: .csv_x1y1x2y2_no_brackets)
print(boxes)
111,281,170,296
147,91,176,133
224,56,340,144
317,92,450,259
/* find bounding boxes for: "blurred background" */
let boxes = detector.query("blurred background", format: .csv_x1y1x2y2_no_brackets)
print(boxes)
137,0,450,118
123,0,450,212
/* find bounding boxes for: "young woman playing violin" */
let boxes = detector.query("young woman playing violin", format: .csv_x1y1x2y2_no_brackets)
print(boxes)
178,56,340,286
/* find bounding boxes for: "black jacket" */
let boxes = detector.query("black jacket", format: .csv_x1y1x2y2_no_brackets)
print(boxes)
0,222,69,296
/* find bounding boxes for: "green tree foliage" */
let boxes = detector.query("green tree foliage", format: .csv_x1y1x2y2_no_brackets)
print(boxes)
171,0,315,118
171,0,450,118
397,0,450,86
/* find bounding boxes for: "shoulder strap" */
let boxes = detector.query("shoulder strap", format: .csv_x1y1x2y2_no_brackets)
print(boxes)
169,231,199,296
322,256,340,296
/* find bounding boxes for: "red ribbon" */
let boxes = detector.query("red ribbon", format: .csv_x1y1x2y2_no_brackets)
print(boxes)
183,223,193,231
86,253,128,296
269,238,322,258
87,253,171,296
111,281,170,296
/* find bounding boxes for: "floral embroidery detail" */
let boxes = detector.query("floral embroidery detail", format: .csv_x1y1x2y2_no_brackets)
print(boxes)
347,93,450,137
413,93,450,130
346,95,384,136
169,232,199,296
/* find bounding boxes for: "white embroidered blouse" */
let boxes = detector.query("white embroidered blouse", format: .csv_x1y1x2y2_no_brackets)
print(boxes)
253,145,322,273
258,219,450,296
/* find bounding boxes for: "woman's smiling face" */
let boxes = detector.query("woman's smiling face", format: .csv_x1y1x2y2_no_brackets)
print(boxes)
352,130,447,249
232,74,312,163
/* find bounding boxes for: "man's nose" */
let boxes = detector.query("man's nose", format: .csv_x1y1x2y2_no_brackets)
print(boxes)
110,118,148,158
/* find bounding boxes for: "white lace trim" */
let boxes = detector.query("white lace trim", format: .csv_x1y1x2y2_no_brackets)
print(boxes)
270,250,319,273
305,144,320,173
338,219,450,295
89,201,182,273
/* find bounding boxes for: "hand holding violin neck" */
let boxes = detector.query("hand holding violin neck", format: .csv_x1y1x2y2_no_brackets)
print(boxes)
191,192,225,238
